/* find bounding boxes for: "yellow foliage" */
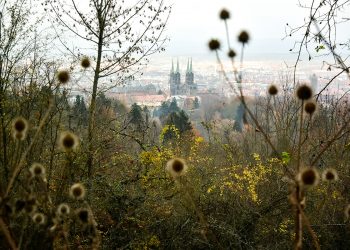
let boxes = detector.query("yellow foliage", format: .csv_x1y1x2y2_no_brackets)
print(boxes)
218,153,278,203
159,124,180,143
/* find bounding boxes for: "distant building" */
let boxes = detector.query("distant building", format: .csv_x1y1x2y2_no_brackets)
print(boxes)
106,93,167,108
310,73,318,93
169,59,197,96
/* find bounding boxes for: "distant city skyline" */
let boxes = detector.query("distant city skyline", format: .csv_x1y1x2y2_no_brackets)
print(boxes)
162,0,350,62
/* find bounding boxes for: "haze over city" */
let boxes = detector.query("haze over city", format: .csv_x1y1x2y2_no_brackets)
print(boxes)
1,0,350,249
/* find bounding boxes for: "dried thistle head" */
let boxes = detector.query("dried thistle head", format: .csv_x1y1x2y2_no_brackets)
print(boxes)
219,9,230,20
26,196,36,206
208,39,221,51
228,49,236,58
12,117,28,140
32,213,46,225
298,168,319,186
57,203,70,216
59,131,79,152
166,158,188,178
268,85,278,96
70,183,86,200
15,199,26,213
296,84,313,100
76,208,90,224
29,163,45,178
4,204,13,216
304,101,317,115
80,57,91,68
57,70,70,84
322,168,339,182
238,31,250,44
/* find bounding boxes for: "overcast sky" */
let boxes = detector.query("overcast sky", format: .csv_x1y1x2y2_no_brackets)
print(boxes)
163,0,350,60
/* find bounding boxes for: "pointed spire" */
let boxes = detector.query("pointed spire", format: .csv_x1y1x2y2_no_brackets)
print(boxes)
176,58,179,73
186,58,190,73
170,59,174,74
189,58,193,73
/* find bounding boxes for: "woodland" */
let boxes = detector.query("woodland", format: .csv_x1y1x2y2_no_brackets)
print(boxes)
0,0,350,249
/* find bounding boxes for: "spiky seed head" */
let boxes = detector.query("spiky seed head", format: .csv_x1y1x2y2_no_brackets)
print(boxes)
14,132,25,141
32,213,46,225
12,117,28,140
238,31,250,44
13,117,28,133
219,9,230,20
29,163,45,177
70,183,86,200
208,39,221,51
25,204,36,214
345,204,350,220
80,57,91,68
4,204,13,216
57,70,70,84
322,168,339,182
59,131,79,151
304,101,316,115
298,168,319,186
228,49,236,58
166,158,188,178
268,85,278,95
57,203,70,216
296,84,313,100
26,196,36,206
76,209,89,224
15,199,26,213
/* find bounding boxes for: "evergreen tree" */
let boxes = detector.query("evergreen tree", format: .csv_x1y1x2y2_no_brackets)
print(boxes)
233,102,245,132
177,110,192,133
156,101,170,118
96,93,112,109
73,95,81,116
169,98,180,113
72,95,88,126
194,97,200,109
163,110,192,141
143,106,150,125
129,103,144,129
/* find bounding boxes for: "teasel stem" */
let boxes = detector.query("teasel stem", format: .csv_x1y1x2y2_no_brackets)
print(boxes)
295,100,304,250
176,178,224,250
0,217,17,249
5,98,54,197
224,20,231,51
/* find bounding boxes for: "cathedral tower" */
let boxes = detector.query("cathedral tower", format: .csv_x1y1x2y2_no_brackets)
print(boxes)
169,58,197,96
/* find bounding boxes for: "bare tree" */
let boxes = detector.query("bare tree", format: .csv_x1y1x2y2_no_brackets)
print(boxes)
285,0,350,88
0,0,45,192
47,0,170,184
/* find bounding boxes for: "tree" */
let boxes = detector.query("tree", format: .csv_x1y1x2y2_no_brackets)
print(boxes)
72,95,88,126
48,0,170,181
158,101,169,117
169,98,180,113
163,110,192,141
286,0,350,88
129,103,144,129
193,97,200,109
0,0,47,189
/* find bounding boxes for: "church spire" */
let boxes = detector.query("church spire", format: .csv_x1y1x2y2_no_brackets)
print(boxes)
189,58,193,73
176,58,179,73
186,58,190,73
170,59,174,74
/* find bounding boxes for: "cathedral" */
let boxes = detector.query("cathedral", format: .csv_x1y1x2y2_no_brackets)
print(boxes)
169,59,197,96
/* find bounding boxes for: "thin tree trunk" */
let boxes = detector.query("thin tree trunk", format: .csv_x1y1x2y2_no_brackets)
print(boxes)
86,27,104,192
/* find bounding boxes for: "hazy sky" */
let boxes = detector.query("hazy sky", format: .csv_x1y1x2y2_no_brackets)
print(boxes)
163,0,349,60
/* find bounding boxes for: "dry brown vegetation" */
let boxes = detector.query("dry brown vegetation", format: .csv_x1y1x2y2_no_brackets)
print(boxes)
0,0,350,249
